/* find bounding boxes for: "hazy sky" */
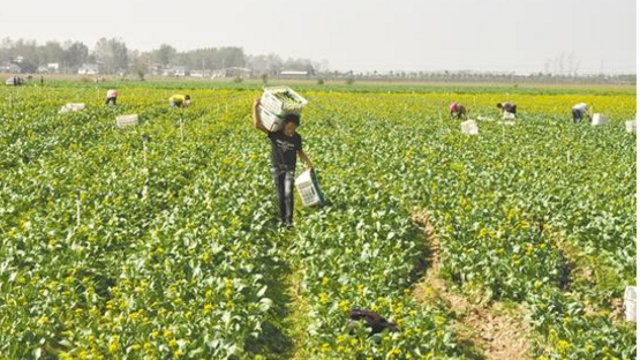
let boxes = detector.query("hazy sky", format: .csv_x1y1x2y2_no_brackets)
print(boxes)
1,0,636,74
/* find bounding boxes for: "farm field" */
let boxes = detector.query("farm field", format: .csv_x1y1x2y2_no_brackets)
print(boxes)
0,81,636,360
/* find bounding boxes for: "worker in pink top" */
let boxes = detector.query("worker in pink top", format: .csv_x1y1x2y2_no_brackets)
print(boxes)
449,102,467,120
105,89,118,106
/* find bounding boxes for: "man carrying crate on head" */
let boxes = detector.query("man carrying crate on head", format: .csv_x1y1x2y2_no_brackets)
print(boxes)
253,98,313,228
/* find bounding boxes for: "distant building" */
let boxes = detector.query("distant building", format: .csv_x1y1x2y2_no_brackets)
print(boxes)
148,63,165,76
47,63,60,72
163,66,189,77
78,64,99,75
38,63,60,74
5,63,22,74
280,70,310,77
211,67,252,79
190,71,211,78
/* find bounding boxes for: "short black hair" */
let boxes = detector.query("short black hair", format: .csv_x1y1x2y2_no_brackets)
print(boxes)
497,103,503,108
185,95,191,100
283,113,300,126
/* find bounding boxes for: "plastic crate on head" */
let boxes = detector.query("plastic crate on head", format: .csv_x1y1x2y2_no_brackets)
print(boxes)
116,114,138,128
261,86,308,116
295,170,325,207
259,105,284,132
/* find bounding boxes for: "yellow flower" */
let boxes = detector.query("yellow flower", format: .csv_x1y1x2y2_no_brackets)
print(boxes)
339,300,350,312
387,348,402,357
204,304,213,315
556,340,570,355
319,292,330,305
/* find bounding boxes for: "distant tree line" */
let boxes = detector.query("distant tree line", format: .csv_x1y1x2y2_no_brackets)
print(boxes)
0,37,324,77
0,37,633,85
329,71,636,85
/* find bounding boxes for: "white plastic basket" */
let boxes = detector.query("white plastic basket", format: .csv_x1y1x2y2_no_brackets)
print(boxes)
502,112,516,120
59,103,86,114
261,86,308,116
259,105,284,132
591,113,608,126
116,114,139,129
461,120,479,135
625,120,636,133
295,170,325,207
625,286,636,322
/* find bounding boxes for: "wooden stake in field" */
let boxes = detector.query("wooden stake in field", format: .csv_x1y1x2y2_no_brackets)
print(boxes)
75,189,81,227
142,134,151,166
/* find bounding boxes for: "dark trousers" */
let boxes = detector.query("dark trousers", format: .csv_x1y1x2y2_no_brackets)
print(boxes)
572,109,582,123
106,97,117,106
272,167,295,225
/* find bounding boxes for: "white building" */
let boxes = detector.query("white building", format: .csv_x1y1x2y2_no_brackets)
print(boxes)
211,67,252,79
163,66,189,77
78,64,99,75
47,63,60,72
5,63,22,74
280,70,309,77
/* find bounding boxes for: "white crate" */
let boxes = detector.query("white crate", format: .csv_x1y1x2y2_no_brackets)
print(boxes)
625,120,636,133
502,112,516,120
261,86,308,116
116,114,139,128
259,105,284,132
591,113,608,126
461,120,479,135
625,286,636,322
59,103,86,114
295,170,325,207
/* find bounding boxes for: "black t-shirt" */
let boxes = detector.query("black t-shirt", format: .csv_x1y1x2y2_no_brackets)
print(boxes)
502,102,516,113
268,131,302,170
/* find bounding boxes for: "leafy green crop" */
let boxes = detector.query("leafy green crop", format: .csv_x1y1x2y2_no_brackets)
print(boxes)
0,83,635,360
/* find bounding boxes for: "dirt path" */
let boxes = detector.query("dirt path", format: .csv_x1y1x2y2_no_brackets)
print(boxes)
410,209,533,360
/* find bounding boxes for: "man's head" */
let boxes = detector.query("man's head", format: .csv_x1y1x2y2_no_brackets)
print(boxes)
282,114,300,136
184,94,191,106
497,103,503,109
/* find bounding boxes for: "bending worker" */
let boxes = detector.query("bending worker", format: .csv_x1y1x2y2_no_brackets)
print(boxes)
170,94,191,108
572,103,591,123
105,89,118,106
449,102,467,120
497,102,517,117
